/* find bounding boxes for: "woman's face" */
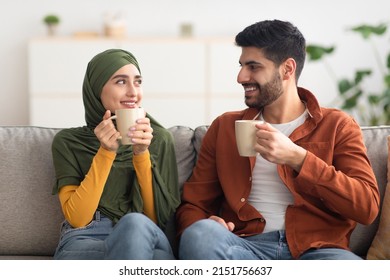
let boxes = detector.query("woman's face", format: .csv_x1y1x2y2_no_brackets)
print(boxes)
100,64,143,113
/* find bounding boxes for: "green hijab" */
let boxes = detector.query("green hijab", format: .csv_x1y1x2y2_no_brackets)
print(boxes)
83,49,141,128
51,49,180,229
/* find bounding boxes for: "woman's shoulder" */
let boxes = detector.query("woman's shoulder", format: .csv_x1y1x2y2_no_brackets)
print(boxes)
151,123,174,143
52,126,95,147
148,114,173,139
54,126,90,139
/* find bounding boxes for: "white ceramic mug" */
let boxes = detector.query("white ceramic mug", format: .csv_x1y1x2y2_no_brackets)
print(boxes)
235,120,264,157
109,108,145,145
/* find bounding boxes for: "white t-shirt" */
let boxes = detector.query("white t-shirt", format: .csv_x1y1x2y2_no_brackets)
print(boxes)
247,109,308,233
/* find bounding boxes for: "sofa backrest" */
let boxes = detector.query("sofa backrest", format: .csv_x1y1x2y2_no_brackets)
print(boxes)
350,126,390,256
0,125,388,258
0,126,63,257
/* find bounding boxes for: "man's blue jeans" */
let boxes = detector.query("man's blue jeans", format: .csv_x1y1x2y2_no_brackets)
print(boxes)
54,212,175,260
179,219,362,260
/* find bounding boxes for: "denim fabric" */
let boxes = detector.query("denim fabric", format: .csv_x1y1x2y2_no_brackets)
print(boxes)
179,219,361,260
54,212,175,260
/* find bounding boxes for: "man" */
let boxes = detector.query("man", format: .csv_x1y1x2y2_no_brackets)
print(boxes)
175,19,379,260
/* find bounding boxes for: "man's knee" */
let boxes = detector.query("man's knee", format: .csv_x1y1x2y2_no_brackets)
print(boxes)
181,219,219,241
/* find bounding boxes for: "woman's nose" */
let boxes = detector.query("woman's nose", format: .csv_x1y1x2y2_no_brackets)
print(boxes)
125,84,136,96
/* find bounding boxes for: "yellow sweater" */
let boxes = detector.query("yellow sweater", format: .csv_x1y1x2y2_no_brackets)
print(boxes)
58,147,156,227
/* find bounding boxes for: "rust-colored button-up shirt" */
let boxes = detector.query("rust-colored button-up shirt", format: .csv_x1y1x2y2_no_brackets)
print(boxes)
176,87,379,259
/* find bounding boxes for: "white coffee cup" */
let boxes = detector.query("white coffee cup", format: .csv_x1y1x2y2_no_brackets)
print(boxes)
235,120,263,157
109,108,145,145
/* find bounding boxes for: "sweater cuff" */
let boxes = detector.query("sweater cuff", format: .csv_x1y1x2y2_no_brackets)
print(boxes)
97,146,117,161
133,150,150,164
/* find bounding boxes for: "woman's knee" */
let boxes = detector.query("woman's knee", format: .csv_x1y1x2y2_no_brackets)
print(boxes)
117,213,152,230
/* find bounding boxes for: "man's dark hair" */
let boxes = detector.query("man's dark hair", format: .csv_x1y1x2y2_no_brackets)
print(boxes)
235,19,306,81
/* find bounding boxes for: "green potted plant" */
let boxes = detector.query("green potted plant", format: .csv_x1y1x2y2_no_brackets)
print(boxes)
306,23,390,125
43,14,60,36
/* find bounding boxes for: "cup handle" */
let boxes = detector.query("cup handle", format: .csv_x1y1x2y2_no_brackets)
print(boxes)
108,115,122,139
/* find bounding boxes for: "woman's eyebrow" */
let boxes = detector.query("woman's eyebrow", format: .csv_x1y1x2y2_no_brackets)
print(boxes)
111,74,128,80
111,74,142,79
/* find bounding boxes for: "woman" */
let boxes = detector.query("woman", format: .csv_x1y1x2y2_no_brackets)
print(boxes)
51,49,180,259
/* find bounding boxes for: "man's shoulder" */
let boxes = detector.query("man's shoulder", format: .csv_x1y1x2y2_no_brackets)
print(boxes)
219,110,245,119
215,108,259,122
320,107,360,130
321,107,354,122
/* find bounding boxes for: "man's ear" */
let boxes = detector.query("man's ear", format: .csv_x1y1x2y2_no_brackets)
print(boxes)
282,58,296,80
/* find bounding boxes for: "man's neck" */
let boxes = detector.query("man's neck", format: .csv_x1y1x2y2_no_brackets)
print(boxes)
262,89,305,124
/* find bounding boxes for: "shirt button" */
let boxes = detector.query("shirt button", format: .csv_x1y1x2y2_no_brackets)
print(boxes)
260,218,265,223
241,198,245,202
240,233,246,237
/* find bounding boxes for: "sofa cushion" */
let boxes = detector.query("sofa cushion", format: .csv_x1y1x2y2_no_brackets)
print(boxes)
168,126,196,192
366,135,390,259
193,126,208,154
0,126,63,257
165,126,197,255
349,126,390,257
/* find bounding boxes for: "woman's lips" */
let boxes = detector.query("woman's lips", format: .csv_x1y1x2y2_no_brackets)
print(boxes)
121,101,136,108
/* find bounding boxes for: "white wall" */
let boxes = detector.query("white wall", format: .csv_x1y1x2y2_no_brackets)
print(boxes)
1,0,389,127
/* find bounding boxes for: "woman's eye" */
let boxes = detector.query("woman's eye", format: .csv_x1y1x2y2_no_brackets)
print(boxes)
116,79,125,85
135,79,143,85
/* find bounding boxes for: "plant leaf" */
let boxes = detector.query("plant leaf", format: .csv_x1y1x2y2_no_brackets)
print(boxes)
368,94,381,105
338,79,354,94
387,53,390,69
306,45,335,61
384,74,390,87
341,90,362,109
354,70,372,84
351,23,387,39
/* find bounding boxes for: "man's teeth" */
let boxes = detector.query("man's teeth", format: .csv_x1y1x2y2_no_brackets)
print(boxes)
245,86,257,91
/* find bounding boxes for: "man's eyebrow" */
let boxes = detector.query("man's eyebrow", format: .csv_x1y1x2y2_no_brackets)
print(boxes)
239,60,262,66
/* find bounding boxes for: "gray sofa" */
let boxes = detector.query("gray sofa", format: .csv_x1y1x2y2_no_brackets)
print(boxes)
0,125,388,259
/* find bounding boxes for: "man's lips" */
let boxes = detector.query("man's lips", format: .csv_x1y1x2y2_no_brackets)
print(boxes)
243,84,258,93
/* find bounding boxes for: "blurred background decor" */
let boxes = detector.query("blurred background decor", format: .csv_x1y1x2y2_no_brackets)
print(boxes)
2,0,390,127
104,12,126,37
307,23,390,125
43,14,60,36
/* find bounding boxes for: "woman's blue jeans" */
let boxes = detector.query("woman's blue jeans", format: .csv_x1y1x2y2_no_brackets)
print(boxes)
179,219,362,260
54,212,175,260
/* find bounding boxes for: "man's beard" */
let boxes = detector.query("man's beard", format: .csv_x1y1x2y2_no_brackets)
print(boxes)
245,71,283,110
